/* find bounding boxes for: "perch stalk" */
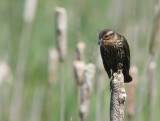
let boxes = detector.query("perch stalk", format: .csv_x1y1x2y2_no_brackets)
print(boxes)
110,70,126,121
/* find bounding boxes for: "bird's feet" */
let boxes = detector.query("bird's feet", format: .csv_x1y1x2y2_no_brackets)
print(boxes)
117,63,123,72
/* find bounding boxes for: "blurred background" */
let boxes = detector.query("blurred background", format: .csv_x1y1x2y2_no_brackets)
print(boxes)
0,0,160,121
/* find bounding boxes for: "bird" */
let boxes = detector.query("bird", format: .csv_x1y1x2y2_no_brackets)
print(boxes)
98,29,132,83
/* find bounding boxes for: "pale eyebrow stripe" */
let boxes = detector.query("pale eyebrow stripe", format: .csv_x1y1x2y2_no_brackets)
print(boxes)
107,31,114,35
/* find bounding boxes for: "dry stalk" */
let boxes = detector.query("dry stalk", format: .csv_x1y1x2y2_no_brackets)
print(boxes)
9,0,38,121
55,7,67,62
55,7,67,121
48,48,59,84
73,41,86,121
29,87,45,121
148,58,156,121
110,70,126,121
147,2,159,121
126,66,138,120
96,51,104,121
79,63,95,121
149,2,160,55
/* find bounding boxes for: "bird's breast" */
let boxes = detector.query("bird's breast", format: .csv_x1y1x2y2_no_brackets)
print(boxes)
103,44,125,65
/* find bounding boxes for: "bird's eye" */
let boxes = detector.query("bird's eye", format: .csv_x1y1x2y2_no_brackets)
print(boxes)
103,35,109,40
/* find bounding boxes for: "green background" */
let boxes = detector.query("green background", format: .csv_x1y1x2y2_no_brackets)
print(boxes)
0,0,160,121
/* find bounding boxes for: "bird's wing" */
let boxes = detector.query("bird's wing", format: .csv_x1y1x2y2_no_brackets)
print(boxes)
122,36,130,72
100,47,111,78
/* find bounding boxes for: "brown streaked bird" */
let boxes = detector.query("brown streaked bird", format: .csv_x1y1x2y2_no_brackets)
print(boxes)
98,29,132,83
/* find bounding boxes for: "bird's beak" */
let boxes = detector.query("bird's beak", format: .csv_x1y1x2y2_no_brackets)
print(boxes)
98,39,104,45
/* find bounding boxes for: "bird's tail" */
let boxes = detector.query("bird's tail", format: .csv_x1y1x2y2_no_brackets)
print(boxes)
124,73,132,83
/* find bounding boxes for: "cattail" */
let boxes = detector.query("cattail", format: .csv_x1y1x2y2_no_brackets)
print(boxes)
79,63,96,121
55,7,67,62
149,2,160,55
9,1,38,121
70,116,73,121
147,2,159,121
76,42,85,61
55,7,67,121
73,41,86,121
95,51,104,121
73,42,96,121
148,58,156,121
73,61,86,85
127,66,138,120
29,87,45,121
0,60,10,84
73,42,86,84
48,48,59,84
23,0,38,23
110,70,126,121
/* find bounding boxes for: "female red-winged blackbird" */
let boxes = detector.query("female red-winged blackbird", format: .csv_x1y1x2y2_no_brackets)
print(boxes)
98,29,132,83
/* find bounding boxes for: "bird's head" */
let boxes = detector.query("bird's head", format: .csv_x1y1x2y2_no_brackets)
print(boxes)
98,29,118,46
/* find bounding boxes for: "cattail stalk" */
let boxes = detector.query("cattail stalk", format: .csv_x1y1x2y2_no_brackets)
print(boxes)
55,7,67,121
149,2,160,55
29,87,45,121
73,42,86,84
73,42,95,121
110,70,126,121
79,64,95,121
147,2,160,121
73,60,86,120
73,42,86,120
48,48,59,84
9,0,38,121
127,66,138,120
148,58,156,121
96,52,104,121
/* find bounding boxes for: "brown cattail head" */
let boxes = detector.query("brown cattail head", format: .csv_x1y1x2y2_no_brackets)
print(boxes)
76,42,85,61
73,61,86,85
48,48,59,84
55,7,67,62
127,66,138,119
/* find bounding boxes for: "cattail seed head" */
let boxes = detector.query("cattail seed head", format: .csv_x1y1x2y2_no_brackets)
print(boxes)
73,61,86,85
55,7,67,62
76,42,85,61
23,0,38,22
79,63,95,121
48,48,59,84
